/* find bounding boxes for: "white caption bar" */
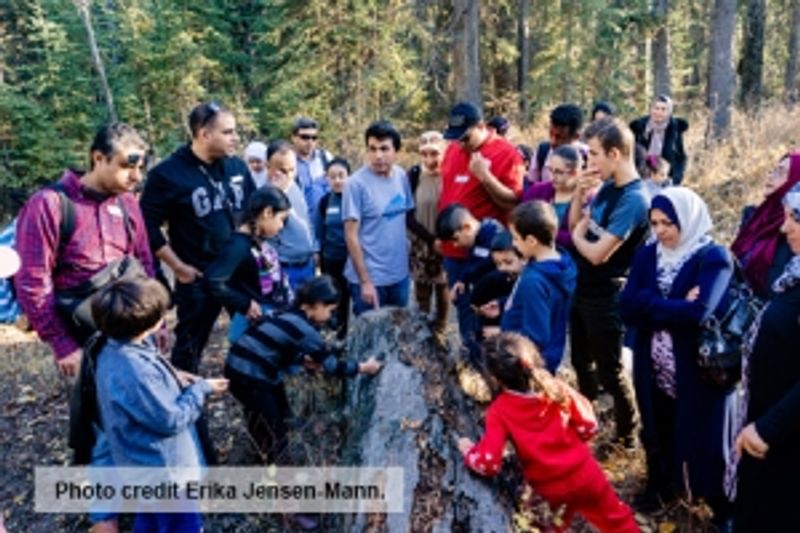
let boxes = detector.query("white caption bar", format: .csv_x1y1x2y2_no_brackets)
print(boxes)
35,466,404,514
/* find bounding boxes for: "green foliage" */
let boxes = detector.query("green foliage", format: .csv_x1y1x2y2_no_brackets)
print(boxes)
0,0,798,192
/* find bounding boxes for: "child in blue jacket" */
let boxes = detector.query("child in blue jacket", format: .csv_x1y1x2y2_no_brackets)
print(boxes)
502,201,577,373
92,278,228,533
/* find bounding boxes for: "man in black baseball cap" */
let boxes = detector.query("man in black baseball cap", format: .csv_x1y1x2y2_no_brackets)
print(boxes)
436,101,524,355
443,101,483,141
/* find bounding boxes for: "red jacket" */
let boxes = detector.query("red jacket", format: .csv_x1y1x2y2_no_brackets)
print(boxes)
464,383,597,486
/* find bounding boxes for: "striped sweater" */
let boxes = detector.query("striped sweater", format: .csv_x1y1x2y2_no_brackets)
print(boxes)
225,309,357,385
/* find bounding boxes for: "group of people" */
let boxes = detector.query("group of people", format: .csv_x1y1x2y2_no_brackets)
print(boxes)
6,93,798,532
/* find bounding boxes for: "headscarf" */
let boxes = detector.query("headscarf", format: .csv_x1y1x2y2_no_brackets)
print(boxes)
244,141,268,188
731,153,800,296
644,95,673,157
244,141,267,162
652,187,713,276
772,183,800,293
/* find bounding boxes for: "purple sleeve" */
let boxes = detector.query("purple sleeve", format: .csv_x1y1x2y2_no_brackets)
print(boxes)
555,225,573,250
521,181,554,203
14,191,81,359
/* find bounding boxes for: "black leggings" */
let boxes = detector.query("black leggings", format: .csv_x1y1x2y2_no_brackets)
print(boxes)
230,377,291,464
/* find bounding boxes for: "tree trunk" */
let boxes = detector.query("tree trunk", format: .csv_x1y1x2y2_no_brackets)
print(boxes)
74,0,117,122
651,0,671,98
517,0,530,123
786,0,800,105
563,0,575,102
635,35,649,111
685,0,707,97
341,309,516,532
452,0,482,107
739,0,766,109
707,0,737,139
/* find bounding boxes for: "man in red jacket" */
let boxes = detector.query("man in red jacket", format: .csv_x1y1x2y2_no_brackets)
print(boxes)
437,102,524,350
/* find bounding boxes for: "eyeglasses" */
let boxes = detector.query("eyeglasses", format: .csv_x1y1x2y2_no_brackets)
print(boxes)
298,134,318,141
546,167,571,177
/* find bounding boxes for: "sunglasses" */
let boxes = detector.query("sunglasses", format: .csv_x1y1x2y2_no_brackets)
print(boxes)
122,152,148,169
298,134,318,141
200,101,223,128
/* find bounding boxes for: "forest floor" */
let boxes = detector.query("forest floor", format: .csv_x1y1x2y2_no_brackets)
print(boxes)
0,312,724,533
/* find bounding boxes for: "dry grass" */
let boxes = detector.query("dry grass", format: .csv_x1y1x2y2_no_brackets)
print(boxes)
502,101,800,244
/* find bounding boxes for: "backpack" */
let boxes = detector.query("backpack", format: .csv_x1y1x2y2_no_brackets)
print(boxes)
68,332,107,464
535,142,550,173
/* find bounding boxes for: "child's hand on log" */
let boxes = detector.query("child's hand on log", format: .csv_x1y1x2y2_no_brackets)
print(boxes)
358,357,382,375
458,437,474,455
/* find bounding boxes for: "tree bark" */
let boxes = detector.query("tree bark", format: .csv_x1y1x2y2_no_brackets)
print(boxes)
739,0,766,109
651,0,671,98
452,0,482,108
707,0,737,139
517,0,530,123
786,0,800,105
74,0,117,122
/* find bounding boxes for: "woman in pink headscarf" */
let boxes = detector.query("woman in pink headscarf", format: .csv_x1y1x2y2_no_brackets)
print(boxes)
731,153,800,298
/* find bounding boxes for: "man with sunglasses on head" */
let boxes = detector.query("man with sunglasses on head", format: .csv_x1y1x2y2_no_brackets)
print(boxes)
437,101,525,351
140,102,255,375
291,117,333,223
15,123,155,533
16,123,156,377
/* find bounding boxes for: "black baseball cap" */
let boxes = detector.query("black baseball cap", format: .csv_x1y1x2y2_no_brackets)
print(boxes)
443,102,482,140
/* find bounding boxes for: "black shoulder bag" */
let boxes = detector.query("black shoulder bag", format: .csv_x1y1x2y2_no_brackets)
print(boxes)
697,256,765,389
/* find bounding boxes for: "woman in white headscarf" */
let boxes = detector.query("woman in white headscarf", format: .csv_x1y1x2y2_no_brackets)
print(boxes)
620,187,734,523
630,95,689,185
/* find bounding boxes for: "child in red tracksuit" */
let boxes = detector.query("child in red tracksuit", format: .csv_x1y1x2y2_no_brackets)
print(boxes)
458,332,639,533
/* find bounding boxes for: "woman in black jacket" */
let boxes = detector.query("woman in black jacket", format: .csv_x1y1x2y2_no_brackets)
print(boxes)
733,182,800,532
629,95,688,185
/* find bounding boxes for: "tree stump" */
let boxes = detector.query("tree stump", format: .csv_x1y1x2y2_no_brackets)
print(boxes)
340,308,515,532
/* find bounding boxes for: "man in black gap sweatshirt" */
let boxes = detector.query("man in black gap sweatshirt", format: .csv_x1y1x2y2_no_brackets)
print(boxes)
140,102,255,374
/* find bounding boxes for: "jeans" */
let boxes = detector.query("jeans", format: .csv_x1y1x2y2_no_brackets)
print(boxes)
133,512,202,533
349,276,410,316
282,259,316,293
228,303,275,344
570,291,638,441
321,257,350,338
442,257,478,348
